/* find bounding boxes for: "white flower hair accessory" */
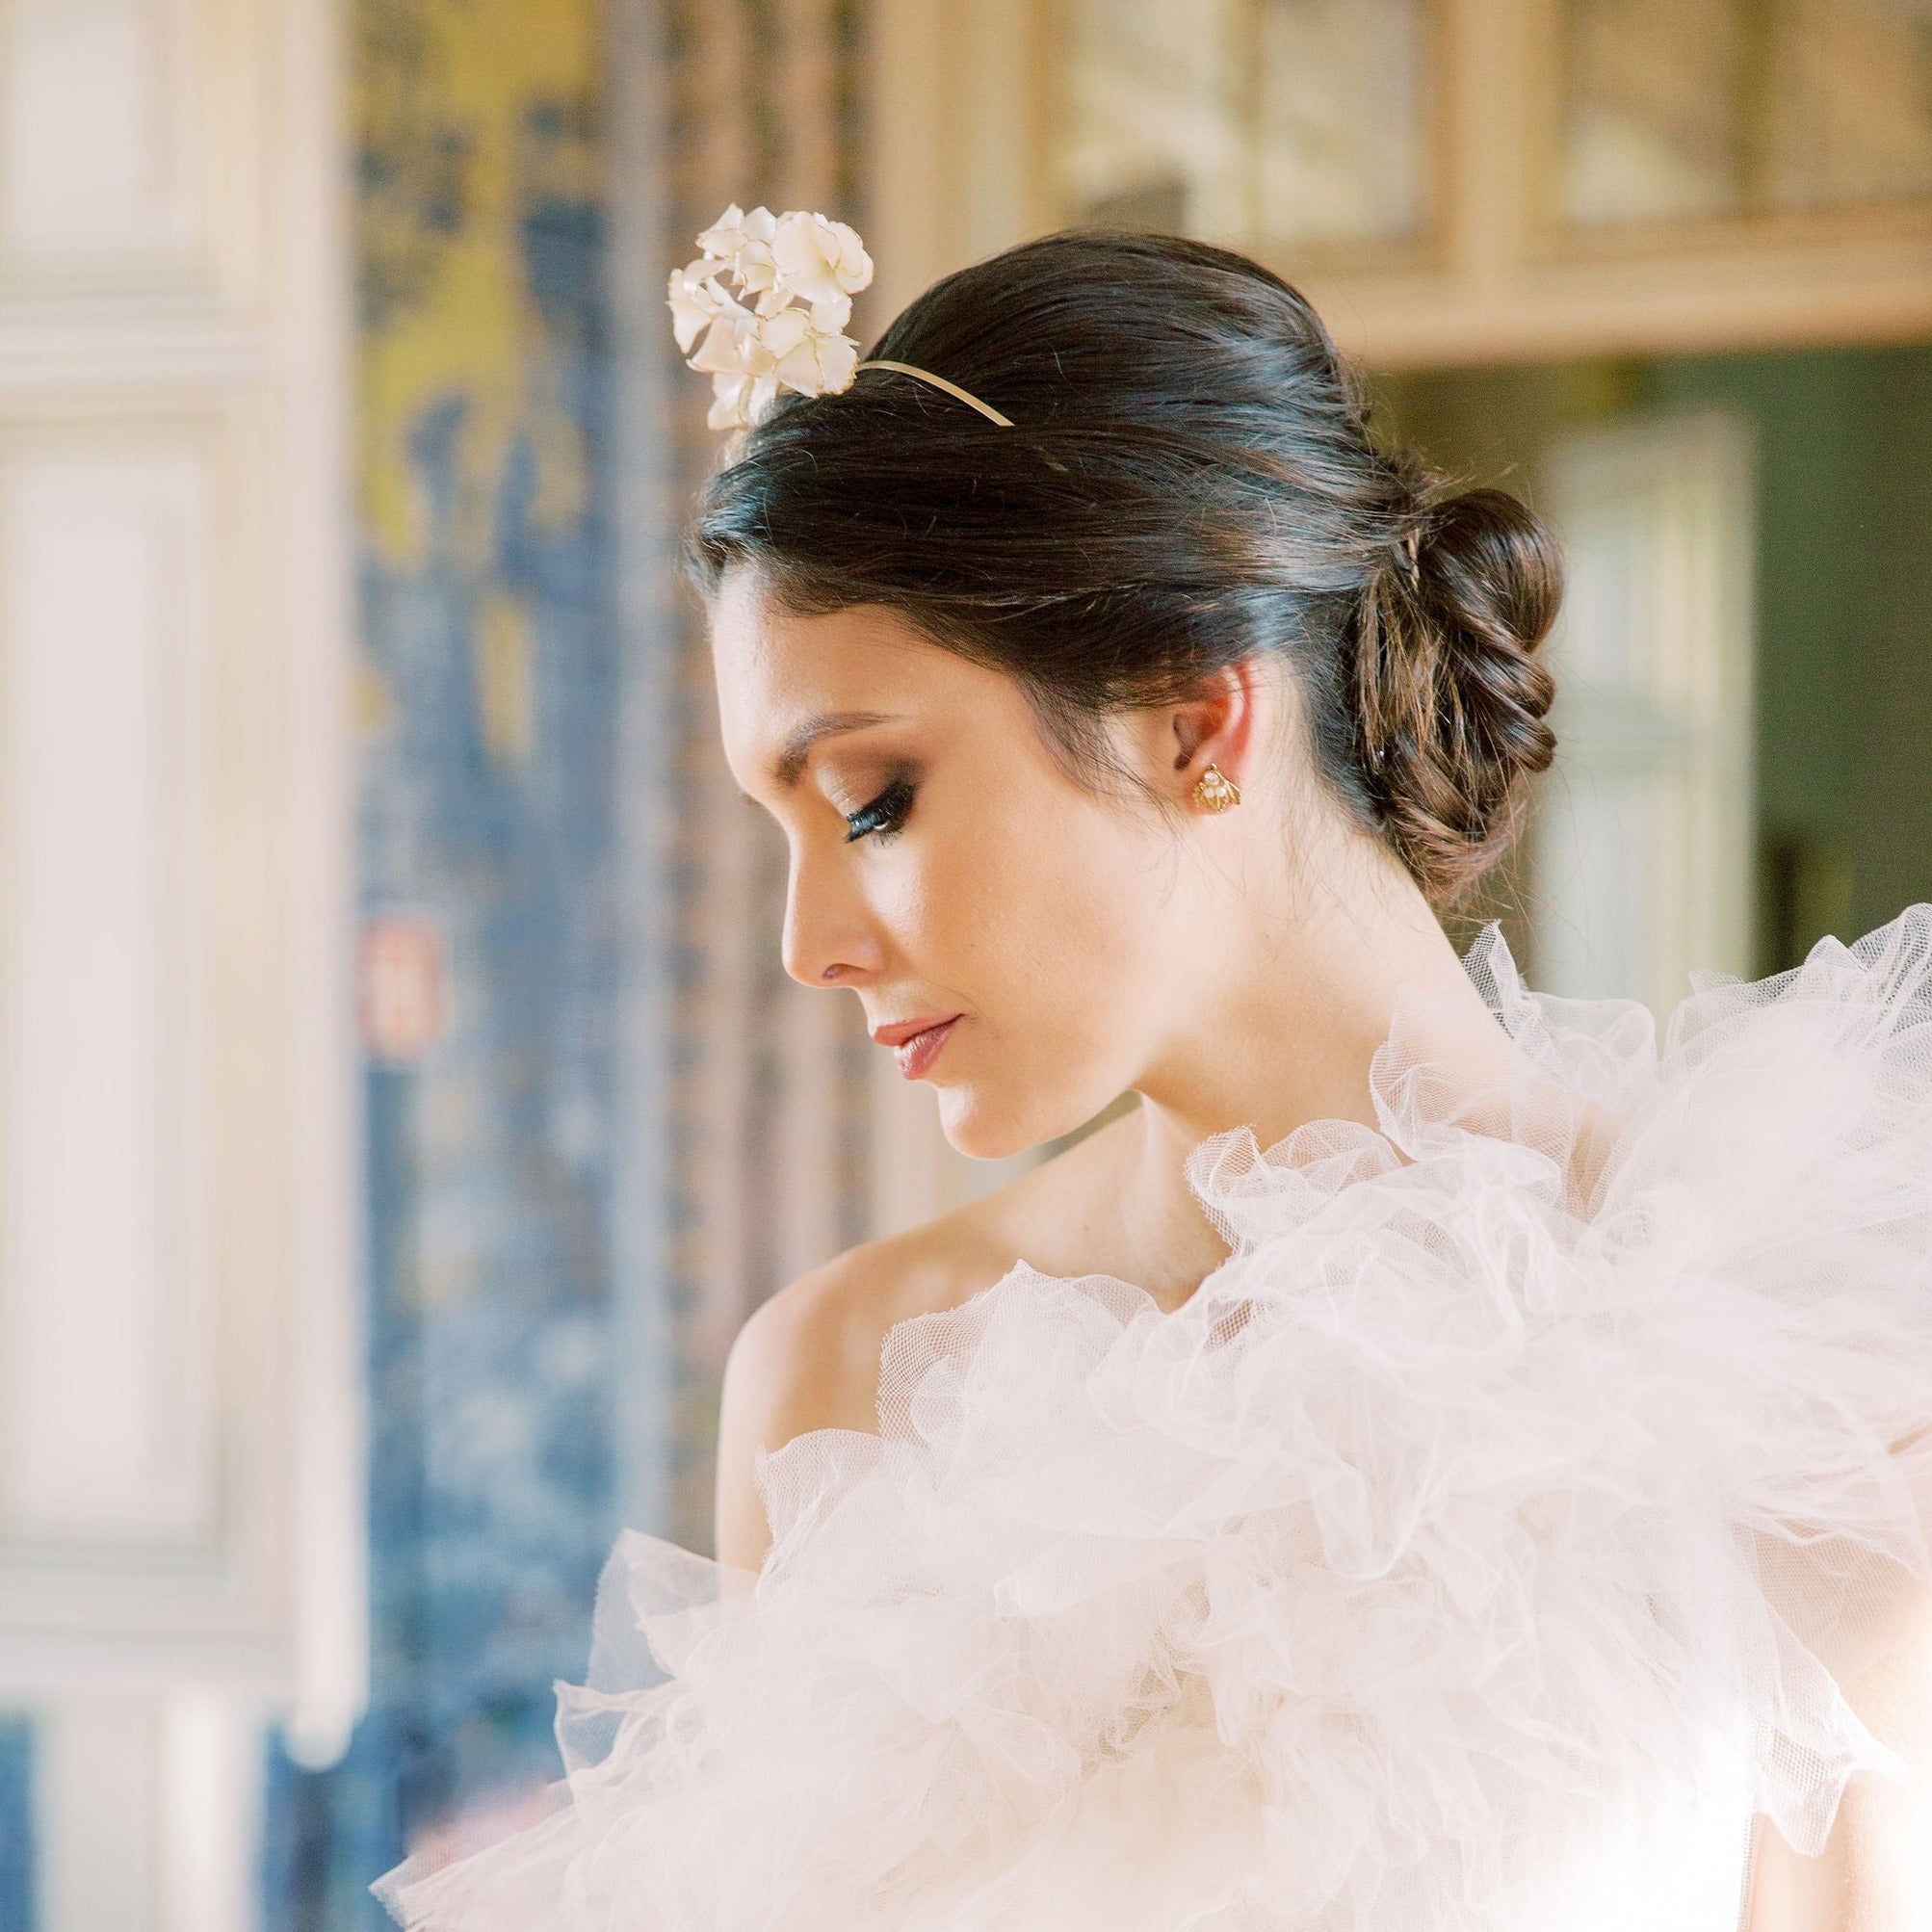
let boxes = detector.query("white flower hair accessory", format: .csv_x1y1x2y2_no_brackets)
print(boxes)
668,204,1013,434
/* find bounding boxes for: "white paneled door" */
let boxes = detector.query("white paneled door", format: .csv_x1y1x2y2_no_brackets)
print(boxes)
1534,412,1758,1016
0,0,359,1926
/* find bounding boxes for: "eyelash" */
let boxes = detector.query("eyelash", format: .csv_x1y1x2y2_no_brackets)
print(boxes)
844,777,915,844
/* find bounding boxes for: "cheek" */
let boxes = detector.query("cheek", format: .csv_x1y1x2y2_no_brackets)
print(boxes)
932,826,1173,1156
902,791,1172,1017
1026,836,1177,1029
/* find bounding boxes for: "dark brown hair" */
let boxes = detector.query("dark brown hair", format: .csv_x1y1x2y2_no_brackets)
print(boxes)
689,230,1558,905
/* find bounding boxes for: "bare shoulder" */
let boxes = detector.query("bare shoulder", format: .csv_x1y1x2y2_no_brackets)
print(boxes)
712,1109,1145,1569
721,1241,914,1449
711,1201,1016,1569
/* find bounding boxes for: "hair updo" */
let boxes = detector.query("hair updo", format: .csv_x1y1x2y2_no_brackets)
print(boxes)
689,229,1559,906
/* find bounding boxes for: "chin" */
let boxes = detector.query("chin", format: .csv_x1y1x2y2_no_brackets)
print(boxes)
934,1081,1107,1163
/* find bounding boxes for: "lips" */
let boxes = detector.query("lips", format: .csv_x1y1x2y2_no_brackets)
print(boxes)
872,1013,962,1080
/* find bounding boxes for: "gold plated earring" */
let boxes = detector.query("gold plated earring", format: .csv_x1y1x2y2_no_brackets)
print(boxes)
1191,764,1240,813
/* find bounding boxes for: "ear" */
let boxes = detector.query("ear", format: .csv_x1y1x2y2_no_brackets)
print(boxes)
1166,661,1260,803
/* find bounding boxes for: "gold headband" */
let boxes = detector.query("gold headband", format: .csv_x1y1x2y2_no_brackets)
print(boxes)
854,360,1013,428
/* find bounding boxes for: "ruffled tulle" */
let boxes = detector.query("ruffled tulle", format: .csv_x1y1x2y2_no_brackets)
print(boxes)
378,911,1932,1931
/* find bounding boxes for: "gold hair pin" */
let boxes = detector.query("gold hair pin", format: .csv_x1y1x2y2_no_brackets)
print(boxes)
854,359,1013,427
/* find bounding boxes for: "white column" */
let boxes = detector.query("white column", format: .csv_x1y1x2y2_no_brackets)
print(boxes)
157,1691,262,1932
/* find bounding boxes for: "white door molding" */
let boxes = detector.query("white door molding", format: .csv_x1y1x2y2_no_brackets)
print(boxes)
0,0,359,1921
1534,410,1758,1014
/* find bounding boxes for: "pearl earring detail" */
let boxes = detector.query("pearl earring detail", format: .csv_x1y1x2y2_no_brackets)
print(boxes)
1191,764,1240,813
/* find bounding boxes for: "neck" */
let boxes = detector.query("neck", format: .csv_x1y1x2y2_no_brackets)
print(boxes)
1116,836,1518,1310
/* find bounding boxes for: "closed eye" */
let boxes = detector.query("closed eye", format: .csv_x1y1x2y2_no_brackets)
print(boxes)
845,777,915,843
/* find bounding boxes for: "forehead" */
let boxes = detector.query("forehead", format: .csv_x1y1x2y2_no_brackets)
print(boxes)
709,569,1006,765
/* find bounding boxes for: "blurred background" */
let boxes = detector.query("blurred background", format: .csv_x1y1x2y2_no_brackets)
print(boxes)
0,0,1930,1924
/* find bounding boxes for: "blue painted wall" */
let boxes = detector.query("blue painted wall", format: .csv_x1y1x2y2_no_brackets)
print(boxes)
0,1719,32,1932
263,0,620,1919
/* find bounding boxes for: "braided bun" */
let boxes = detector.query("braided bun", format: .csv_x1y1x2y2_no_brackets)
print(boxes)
1353,486,1560,905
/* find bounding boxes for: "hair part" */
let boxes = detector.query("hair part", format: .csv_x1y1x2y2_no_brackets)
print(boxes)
689,229,1559,906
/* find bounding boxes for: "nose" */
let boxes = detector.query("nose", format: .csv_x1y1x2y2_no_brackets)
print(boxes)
780,839,885,988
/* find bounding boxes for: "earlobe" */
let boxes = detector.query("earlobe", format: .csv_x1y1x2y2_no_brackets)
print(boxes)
1168,664,1258,802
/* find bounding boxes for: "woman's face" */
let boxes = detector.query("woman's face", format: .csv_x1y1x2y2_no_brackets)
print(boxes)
711,569,1233,1159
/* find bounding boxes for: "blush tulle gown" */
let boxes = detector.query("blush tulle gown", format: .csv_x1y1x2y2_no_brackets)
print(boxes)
378,911,1932,1932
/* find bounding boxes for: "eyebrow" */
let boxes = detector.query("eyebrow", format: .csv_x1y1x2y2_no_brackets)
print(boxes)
772,709,895,787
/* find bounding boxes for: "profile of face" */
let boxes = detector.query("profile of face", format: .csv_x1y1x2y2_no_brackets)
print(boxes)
712,569,1299,1160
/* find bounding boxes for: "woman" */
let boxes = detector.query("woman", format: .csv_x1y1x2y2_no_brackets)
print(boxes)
382,226,1932,1929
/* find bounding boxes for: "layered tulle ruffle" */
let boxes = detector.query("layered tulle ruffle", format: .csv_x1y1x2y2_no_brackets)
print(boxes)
379,911,1932,1931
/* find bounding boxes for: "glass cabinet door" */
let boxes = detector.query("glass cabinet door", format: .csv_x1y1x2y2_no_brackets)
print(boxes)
1057,0,1248,236
1055,0,1430,252
1563,0,1932,228
1254,0,1428,247
1563,0,1748,222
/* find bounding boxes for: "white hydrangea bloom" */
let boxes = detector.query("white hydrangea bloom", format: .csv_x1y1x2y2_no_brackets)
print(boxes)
666,260,739,355
771,211,873,310
759,305,860,397
667,202,875,433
